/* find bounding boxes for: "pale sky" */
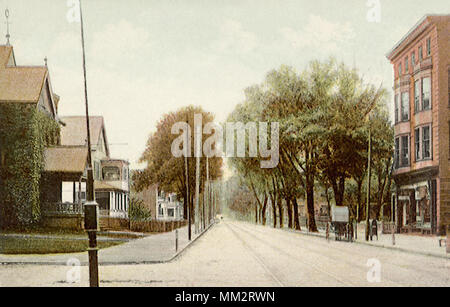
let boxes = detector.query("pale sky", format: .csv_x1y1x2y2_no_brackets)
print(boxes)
1,0,449,169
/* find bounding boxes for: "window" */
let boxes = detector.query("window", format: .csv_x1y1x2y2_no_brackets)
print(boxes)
394,95,399,123
419,46,423,61
94,161,101,180
411,52,416,67
415,128,420,161
398,63,402,77
422,126,431,159
426,38,431,56
405,57,409,73
158,204,164,216
168,208,175,217
401,135,410,167
401,92,409,121
414,80,420,113
123,167,128,181
102,166,121,181
395,138,400,168
422,77,431,110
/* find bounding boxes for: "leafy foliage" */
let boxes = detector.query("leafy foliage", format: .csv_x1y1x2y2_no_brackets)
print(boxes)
227,59,394,230
0,104,60,227
128,196,152,221
134,105,223,219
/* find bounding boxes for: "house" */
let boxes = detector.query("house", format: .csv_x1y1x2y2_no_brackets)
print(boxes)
0,44,63,226
386,15,450,235
42,116,130,220
1,43,130,228
157,192,184,221
56,116,130,219
134,184,184,221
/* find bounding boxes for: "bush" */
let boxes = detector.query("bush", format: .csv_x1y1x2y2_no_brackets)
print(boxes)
129,197,152,221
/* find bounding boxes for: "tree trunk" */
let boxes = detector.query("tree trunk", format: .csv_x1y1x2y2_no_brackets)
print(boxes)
286,198,293,229
356,179,363,222
292,198,301,231
278,198,284,229
261,195,268,225
306,174,318,232
270,193,277,228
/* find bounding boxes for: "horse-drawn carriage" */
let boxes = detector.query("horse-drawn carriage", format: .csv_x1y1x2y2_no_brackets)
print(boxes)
330,206,353,242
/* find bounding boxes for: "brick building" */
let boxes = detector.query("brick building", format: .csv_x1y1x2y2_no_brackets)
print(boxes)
386,15,449,235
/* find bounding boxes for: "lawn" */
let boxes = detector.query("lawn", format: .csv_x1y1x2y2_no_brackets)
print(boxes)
0,236,125,255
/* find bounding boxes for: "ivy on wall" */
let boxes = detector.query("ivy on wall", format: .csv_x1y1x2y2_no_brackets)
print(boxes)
0,103,60,228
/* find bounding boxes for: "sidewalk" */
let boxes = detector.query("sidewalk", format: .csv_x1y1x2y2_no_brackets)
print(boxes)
286,223,449,259
0,224,213,266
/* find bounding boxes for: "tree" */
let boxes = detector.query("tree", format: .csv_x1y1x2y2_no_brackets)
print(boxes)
227,59,393,232
135,106,223,224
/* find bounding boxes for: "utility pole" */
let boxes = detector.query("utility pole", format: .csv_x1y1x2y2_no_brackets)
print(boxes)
195,125,201,234
79,0,99,287
365,120,372,242
206,157,209,227
184,118,191,241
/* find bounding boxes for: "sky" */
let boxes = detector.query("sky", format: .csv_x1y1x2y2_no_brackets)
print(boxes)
1,0,449,169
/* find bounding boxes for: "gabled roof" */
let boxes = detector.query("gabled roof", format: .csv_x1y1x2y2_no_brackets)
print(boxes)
44,147,88,174
0,45,49,104
0,66,48,103
59,116,110,156
0,45,13,67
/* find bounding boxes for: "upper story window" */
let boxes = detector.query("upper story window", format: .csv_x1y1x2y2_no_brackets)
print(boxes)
395,135,410,168
414,80,420,113
414,128,420,161
419,46,423,61
411,52,416,67
405,57,409,73
422,125,431,159
426,38,431,56
401,135,410,167
398,63,402,77
401,92,409,121
394,94,399,124
395,138,400,168
123,167,128,181
422,77,431,110
414,125,432,161
102,166,121,181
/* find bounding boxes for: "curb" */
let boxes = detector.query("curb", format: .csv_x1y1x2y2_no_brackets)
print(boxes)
283,228,450,260
0,223,216,266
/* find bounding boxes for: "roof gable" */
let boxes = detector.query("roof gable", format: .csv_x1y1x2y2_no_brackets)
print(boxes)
0,66,47,103
59,116,110,156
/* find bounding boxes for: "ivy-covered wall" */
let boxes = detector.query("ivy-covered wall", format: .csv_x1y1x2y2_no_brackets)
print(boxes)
0,103,60,228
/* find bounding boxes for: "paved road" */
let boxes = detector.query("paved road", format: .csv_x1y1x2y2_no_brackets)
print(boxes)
0,221,449,287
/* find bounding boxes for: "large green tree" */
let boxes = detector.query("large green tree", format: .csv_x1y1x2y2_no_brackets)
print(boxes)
134,106,223,223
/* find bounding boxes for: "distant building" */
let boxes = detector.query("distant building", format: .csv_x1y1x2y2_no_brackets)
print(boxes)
386,15,450,235
134,184,184,221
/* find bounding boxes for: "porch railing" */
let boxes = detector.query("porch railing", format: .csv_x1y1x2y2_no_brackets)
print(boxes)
41,202,83,215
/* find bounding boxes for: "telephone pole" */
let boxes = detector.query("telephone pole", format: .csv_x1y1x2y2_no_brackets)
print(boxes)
365,121,372,241
79,0,99,287
195,125,201,234
185,118,191,241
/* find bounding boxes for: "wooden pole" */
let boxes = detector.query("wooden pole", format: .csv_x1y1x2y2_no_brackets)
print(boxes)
365,124,372,241
79,0,98,287
185,118,191,241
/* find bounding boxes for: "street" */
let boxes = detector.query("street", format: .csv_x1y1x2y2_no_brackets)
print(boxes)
0,220,448,287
